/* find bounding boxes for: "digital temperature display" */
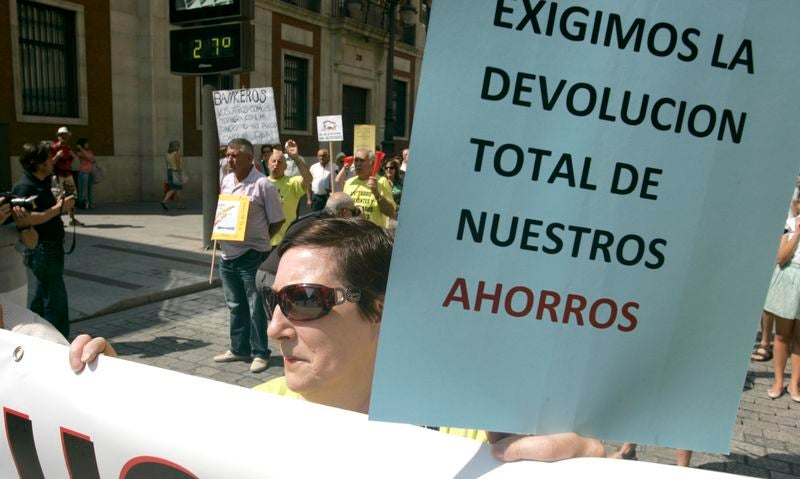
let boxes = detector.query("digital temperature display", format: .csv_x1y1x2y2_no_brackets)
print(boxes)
184,35,234,59
170,22,253,75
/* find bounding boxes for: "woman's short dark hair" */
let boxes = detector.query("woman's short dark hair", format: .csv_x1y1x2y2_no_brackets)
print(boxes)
277,218,393,322
167,140,181,154
19,142,51,173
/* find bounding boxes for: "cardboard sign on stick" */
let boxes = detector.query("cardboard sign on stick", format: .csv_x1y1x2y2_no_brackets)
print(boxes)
370,0,800,453
317,115,344,142
354,124,376,151
214,87,280,146
211,195,250,242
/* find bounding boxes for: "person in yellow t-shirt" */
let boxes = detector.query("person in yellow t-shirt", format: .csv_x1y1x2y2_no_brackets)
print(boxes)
252,375,487,442
343,148,395,227
267,140,312,246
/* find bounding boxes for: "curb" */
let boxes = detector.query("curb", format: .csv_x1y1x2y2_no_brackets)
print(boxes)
72,279,222,323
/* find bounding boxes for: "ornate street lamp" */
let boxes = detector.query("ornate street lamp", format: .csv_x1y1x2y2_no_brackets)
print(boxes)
382,0,417,157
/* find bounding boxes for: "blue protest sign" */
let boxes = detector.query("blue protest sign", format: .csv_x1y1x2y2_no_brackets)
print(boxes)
370,0,800,453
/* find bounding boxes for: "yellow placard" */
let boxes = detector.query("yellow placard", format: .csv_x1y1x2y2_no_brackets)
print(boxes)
211,195,250,241
353,124,376,151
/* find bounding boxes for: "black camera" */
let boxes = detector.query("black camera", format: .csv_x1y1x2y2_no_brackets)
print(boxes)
0,193,38,211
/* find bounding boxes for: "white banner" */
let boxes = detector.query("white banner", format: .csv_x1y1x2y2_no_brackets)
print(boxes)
213,87,280,146
0,329,740,478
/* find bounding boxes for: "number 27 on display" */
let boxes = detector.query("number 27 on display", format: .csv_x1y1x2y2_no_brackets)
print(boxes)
192,36,232,58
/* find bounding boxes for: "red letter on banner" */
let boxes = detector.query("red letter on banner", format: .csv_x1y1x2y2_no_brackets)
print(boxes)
4,407,45,479
120,456,198,479
61,427,100,479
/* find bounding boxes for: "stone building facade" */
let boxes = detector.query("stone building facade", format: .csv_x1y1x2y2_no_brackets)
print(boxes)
1,0,428,202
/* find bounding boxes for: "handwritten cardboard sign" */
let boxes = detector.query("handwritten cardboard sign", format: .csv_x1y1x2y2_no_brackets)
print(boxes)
213,87,280,146
371,0,800,453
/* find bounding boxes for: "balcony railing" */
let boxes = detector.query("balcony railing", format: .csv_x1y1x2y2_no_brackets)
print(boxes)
280,0,321,14
333,0,417,47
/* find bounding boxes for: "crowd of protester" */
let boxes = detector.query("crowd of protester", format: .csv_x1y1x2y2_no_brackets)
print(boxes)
8,133,798,469
1,135,609,465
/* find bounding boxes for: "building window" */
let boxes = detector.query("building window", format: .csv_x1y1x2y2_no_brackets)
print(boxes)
17,0,79,118
283,55,309,131
392,79,408,138
279,0,321,13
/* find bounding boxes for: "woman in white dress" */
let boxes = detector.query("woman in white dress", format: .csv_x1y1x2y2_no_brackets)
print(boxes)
765,193,800,401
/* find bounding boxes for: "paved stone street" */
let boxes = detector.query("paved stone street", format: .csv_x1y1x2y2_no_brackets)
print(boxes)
59,200,217,321
74,288,280,390
40,202,800,477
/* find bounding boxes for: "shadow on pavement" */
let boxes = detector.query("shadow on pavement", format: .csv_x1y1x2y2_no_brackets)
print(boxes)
748,370,777,381
699,452,800,477
81,224,145,229
113,336,209,358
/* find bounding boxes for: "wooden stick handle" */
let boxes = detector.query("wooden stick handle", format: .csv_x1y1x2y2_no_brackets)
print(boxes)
209,240,217,284
329,141,336,193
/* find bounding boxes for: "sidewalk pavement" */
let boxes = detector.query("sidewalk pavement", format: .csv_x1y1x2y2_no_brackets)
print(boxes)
55,200,218,321
40,201,800,477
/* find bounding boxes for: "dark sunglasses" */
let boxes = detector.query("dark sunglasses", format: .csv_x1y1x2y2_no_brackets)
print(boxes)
264,283,361,321
385,166,396,170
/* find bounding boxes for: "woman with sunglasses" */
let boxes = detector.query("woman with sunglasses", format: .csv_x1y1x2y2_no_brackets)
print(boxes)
68,218,604,462
383,158,404,207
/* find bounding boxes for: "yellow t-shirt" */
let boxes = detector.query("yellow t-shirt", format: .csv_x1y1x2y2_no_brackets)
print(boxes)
268,175,306,246
343,176,396,227
253,377,487,442
253,375,302,398
166,151,179,170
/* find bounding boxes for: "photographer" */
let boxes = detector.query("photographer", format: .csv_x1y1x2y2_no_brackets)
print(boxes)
0,195,37,306
11,142,75,338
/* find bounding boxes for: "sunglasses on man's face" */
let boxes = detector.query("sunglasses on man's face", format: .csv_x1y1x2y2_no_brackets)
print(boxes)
264,283,361,321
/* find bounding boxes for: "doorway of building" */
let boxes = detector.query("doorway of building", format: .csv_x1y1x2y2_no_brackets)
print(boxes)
342,85,368,154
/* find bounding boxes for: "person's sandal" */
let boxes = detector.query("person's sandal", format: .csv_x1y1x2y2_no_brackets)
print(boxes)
768,387,785,400
751,345,772,362
611,446,637,460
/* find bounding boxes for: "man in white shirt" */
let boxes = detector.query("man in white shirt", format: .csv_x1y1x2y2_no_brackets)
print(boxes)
400,148,409,172
308,149,336,211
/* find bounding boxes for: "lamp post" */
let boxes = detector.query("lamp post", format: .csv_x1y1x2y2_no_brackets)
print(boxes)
381,0,416,157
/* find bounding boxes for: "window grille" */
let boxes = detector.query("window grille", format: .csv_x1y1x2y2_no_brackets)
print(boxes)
18,0,79,118
283,55,309,131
